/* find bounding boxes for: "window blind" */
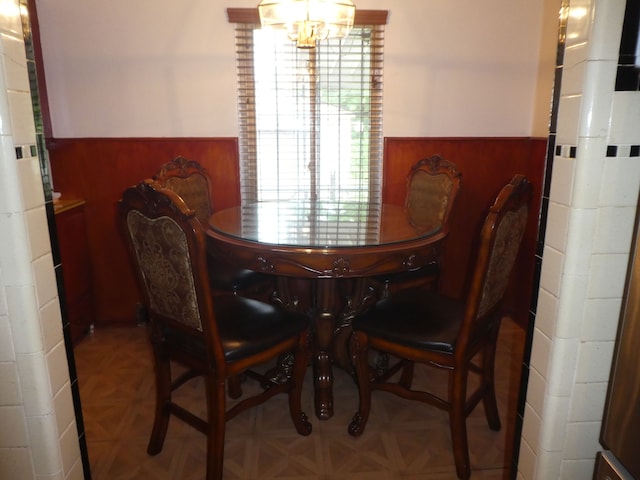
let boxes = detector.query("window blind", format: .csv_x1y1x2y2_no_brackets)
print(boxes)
230,11,386,205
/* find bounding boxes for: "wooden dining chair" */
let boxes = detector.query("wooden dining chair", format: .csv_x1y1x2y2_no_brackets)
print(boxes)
154,155,273,297
375,154,462,297
348,174,531,479
118,180,312,480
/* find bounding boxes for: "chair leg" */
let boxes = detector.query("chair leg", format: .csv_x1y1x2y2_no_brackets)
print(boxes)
481,339,501,431
147,352,172,455
398,361,414,389
449,368,471,480
348,331,371,436
205,375,227,480
288,330,312,435
228,375,243,399
373,350,389,376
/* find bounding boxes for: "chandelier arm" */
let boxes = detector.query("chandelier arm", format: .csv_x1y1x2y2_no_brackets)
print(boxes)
258,0,355,49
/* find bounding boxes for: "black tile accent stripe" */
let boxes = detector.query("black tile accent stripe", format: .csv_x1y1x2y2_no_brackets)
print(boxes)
13,144,38,159
554,144,578,158
555,144,640,158
544,135,556,199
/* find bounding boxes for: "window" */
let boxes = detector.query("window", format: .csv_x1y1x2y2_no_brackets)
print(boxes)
228,9,387,205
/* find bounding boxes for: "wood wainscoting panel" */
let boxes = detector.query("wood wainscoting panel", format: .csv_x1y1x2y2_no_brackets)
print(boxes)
383,137,546,328
48,137,241,325
49,137,545,328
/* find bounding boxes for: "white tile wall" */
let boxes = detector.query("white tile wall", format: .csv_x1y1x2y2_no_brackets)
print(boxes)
569,382,608,422
544,202,570,252
539,246,564,295
518,438,537,479
526,367,547,416
40,299,64,353
535,449,563,479
0,361,21,405
548,156,576,206
519,0,640,478
534,288,558,339
561,458,597,479
588,0,627,61
601,157,640,207
572,136,606,208
577,61,617,138
0,406,29,447
554,275,587,337
0,2,80,479
555,95,582,145
580,298,621,341
16,352,53,416
27,413,63,475
0,317,17,362
593,206,636,252
0,447,33,479
539,394,571,450
522,403,542,454
559,48,587,95
563,209,596,275
609,93,640,143
587,253,630,297
25,206,52,260
545,337,579,396
529,328,552,379
7,285,43,354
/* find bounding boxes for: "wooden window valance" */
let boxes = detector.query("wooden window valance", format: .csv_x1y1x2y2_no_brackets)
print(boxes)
227,8,388,26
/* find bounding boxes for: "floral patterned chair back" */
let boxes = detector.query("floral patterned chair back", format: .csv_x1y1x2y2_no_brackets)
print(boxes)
405,154,462,231
459,174,531,349
119,179,222,359
154,156,213,225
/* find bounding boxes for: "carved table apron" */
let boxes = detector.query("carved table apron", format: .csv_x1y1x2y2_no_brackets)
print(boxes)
206,200,446,420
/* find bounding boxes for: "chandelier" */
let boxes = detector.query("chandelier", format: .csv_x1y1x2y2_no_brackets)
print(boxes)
258,0,356,49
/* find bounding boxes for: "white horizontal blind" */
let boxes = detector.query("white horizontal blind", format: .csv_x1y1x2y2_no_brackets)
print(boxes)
234,22,384,205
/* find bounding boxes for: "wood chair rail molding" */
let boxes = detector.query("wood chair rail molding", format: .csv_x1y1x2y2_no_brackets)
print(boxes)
48,136,545,329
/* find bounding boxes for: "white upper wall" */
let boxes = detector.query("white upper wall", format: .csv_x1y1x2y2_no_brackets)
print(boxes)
34,0,555,138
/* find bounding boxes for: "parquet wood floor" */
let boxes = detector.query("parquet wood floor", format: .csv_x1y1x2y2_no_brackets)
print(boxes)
74,317,524,479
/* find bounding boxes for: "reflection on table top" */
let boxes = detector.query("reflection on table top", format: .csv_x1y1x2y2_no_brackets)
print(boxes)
207,200,441,248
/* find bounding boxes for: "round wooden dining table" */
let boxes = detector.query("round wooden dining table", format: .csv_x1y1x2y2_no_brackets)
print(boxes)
206,199,447,420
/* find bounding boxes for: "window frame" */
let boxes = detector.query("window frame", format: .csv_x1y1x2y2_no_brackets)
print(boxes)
228,8,388,205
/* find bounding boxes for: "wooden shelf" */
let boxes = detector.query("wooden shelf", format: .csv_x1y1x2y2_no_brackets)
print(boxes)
54,197,86,214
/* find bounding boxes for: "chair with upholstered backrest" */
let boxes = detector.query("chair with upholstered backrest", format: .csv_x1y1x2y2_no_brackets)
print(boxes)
154,155,272,296
375,154,462,297
154,156,213,224
348,175,531,479
405,154,462,230
118,180,312,480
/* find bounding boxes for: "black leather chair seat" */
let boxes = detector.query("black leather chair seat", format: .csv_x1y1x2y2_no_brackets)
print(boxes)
372,261,440,287
216,295,309,361
353,288,464,353
163,295,308,362
209,265,271,293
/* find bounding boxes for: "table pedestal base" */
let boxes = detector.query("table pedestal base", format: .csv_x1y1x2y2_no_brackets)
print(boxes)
275,277,377,420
